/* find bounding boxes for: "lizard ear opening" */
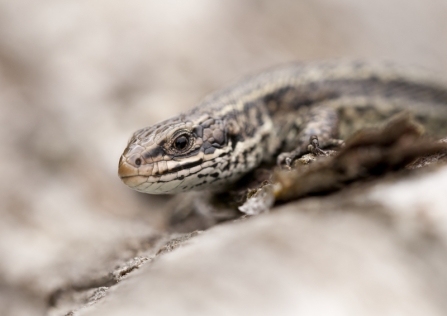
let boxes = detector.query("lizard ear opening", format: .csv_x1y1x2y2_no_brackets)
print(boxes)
226,119,240,136
225,119,242,151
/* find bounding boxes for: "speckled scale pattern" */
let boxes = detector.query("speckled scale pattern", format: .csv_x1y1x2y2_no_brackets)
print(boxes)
118,61,447,194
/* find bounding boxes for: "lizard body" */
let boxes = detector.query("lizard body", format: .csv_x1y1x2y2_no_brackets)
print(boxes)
118,61,447,194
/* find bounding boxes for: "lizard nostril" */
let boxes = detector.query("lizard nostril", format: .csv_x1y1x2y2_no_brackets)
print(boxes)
135,158,142,166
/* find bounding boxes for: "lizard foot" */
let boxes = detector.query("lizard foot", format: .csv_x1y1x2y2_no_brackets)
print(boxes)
277,135,339,168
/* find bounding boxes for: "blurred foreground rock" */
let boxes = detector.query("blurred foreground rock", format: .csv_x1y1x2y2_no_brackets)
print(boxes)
46,160,447,315
50,148,447,315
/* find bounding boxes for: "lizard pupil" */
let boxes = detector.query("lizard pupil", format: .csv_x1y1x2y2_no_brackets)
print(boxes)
174,135,189,150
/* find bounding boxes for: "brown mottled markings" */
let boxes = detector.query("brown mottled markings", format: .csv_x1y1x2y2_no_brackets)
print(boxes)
120,61,447,194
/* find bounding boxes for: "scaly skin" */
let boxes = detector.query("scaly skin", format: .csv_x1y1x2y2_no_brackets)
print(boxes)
118,61,447,194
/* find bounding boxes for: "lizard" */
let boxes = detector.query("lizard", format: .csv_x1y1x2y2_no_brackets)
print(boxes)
118,60,447,195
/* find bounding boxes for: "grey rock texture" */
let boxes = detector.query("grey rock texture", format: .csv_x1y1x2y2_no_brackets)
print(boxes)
80,167,447,315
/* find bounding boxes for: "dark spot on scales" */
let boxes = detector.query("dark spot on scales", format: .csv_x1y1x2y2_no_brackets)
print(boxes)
202,142,212,150
144,146,164,159
216,152,227,158
245,124,256,137
210,173,219,178
261,134,269,143
202,119,215,127
242,150,248,161
194,181,208,188
166,159,203,174
193,125,203,138
229,133,244,151
222,163,231,172
205,147,216,154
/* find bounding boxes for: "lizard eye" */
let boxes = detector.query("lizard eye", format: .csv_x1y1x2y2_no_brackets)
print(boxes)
173,134,190,151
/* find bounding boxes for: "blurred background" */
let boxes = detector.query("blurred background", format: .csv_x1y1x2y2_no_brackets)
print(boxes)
1,0,447,314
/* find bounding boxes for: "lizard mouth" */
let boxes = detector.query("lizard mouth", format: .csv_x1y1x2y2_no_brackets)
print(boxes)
118,153,233,194
118,152,212,193
118,155,148,188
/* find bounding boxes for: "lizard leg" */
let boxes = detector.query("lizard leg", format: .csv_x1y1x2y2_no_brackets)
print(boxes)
277,106,341,167
307,135,328,156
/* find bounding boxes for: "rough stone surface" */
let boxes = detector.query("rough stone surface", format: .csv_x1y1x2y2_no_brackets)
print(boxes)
85,167,447,316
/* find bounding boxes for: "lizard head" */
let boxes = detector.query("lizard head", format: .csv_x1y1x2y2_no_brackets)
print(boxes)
118,115,234,194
